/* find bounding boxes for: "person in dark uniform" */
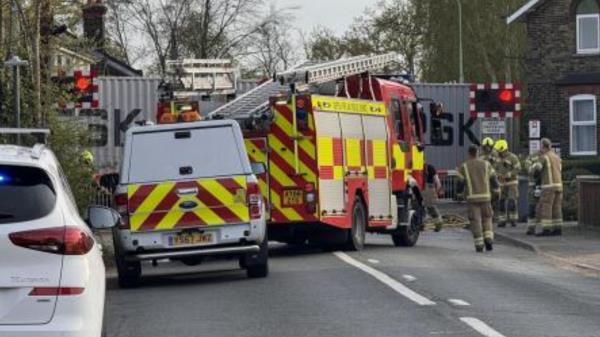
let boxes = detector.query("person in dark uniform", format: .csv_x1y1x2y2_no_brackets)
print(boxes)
424,164,444,232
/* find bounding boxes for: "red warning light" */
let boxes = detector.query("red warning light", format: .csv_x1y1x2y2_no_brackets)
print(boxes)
75,77,91,91
499,90,514,103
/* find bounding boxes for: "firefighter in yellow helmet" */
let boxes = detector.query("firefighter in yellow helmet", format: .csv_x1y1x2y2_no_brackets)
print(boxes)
480,137,500,224
457,145,500,252
493,139,521,227
530,138,563,236
80,150,94,166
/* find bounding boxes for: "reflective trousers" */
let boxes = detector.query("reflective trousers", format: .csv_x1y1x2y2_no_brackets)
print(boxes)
498,183,519,224
468,201,494,248
536,189,563,230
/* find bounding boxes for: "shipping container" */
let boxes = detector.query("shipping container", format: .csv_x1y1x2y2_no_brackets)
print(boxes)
60,77,162,172
412,83,481,171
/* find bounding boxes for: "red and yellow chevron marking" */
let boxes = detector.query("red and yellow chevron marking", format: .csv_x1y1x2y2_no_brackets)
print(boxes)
265,101,318,223
245,138,270,218
127,177,249,232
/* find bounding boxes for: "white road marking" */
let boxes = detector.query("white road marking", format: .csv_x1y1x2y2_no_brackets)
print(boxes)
460,317,506,337
367,259,380,264
333,252,435,306
402,274,417,282
448,299,471,306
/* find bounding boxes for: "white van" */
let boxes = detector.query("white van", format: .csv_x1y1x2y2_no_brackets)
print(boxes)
113,120,268,287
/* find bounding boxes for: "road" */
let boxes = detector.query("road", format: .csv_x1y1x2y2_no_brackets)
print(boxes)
105,229,600,337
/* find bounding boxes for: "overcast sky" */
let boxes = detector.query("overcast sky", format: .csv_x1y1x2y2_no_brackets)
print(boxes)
274,0,379,34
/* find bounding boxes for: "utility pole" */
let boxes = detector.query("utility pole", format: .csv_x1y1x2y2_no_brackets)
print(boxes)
5,1,29,144
456,0,464,83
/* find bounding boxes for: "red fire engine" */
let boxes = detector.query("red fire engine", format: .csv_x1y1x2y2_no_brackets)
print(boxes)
209,54,441,250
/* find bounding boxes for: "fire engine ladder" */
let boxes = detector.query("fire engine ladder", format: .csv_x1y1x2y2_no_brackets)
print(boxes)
208,53,399,174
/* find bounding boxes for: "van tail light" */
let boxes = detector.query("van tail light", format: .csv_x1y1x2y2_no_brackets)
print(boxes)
114,193,130,229
9,227,94,256
247,181,263,220
29,287,85,296
304,183,317,214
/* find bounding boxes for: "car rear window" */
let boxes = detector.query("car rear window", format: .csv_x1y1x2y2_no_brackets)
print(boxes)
0,165,56,224
127,125,247,183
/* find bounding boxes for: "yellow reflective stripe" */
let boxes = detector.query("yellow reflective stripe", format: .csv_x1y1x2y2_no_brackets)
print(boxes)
373,140,387,166
129,182,175,231
541,183,563,189
271,191,303,221
412,145,424,170
128,184,141,198
545,156,552,186
393,144,405,169
198,180,249,222
484,231,494,240
463,163,473,197
502,180,519,186
274,108,316,160
269,134,316,180
317,137,334,166
345,138,362,167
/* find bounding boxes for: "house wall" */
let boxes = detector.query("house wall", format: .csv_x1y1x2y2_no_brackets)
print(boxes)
525,0,600,156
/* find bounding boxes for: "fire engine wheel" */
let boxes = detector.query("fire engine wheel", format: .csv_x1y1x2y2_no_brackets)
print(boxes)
392,198,422,247
116,255,142,288
347,198,367,251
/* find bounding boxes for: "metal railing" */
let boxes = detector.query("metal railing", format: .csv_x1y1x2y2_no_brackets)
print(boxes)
438,170,459,200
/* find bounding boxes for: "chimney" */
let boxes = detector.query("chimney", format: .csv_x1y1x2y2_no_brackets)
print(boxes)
83,0,107,49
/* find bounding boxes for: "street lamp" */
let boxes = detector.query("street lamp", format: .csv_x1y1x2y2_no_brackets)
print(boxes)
5,55,29,144
456,0,464,83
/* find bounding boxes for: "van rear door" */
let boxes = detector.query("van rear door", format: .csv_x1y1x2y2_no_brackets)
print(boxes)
125,124,251,232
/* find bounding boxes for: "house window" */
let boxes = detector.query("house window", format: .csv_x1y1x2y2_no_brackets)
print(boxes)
570,94,597,155
576,0,600,54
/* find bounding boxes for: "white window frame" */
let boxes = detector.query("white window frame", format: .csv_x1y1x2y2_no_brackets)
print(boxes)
570,94,598,156
576,14,600,54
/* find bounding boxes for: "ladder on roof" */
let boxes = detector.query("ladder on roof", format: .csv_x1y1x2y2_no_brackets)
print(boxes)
208,53,399,120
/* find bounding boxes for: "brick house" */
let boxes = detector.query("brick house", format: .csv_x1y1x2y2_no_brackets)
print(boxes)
508,0,600,157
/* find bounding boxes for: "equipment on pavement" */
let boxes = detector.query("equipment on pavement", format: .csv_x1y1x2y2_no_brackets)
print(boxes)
193,53,443,249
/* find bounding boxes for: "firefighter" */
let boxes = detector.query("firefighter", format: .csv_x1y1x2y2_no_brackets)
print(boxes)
458,145,500,252
493,139,521,227
424,163,444,232
480,137,500,224
524,151,542,235
530,138,563,236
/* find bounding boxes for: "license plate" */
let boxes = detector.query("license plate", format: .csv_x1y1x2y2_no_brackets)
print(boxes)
170,232,215,247
282,189,303,207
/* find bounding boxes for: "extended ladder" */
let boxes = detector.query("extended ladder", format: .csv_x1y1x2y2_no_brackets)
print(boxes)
208,53,399,120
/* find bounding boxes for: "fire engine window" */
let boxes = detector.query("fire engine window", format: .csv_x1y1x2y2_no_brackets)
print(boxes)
407,103,418,139
391,98,404,140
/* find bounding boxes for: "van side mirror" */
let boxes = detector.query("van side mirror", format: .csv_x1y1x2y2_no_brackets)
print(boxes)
87,206,120,230
251,162,267,175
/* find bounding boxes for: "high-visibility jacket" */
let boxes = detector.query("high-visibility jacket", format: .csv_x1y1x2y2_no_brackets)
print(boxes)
458,158,498,203
525,152,542,187
495,152,521,186
532,151,562,191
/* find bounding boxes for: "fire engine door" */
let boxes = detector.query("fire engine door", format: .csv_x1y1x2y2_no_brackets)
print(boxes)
362,115,392,219
314,111,345,215
245,138,271,218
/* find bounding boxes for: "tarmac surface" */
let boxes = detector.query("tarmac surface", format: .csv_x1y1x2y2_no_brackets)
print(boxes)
104,229,600,337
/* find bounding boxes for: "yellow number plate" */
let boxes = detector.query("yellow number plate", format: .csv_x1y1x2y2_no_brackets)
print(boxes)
282,189,304,207
171,232,215,247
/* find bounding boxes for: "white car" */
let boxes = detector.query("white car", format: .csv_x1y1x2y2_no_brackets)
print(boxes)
0,139,119,337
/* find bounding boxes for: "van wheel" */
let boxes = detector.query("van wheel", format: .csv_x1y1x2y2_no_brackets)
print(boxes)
246,237,269,278
116,255,141,288
347,198,366,251
392,206,422,247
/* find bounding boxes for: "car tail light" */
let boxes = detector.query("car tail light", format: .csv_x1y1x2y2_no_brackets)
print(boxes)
304,183,317,214
247,181,263,220
9,227,94,255
29,287,85,296
115,193,130,229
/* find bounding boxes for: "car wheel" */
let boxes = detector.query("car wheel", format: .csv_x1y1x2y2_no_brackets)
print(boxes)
246,237,269,278
346,197,366,251
116,255,142,288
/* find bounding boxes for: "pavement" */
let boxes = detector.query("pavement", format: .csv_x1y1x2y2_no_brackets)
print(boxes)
103,230,600,337
495,223,600,275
